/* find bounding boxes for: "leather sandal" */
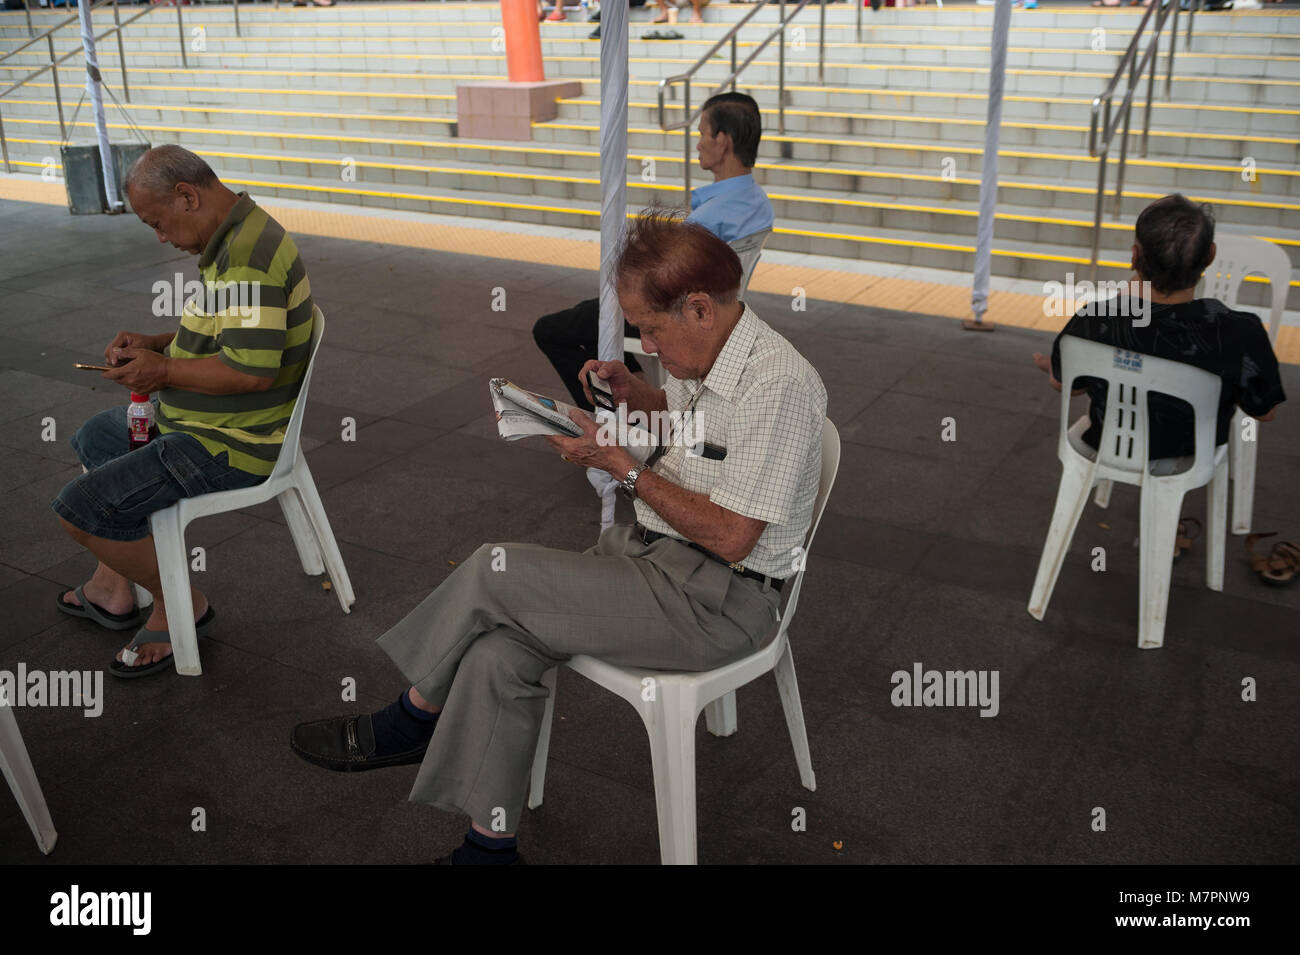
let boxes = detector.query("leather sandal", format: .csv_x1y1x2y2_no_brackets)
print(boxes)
1172,517,1201,564
1246,533,1300,587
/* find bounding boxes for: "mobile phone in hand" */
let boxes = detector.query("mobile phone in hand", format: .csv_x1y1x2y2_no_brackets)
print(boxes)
588,370,615,411
75,363,113,372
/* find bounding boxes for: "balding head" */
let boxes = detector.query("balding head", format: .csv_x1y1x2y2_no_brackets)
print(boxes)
125,144,219,200
124,145,236,257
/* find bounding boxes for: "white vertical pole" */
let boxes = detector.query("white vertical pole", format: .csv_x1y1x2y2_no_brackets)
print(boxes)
78,1,122,212
596,0,629,530
968,0,1011,329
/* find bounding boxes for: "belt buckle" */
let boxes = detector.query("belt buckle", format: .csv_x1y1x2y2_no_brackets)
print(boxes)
727,560,745,573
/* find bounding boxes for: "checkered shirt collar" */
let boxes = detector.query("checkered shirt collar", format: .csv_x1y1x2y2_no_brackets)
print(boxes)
694,303,759,403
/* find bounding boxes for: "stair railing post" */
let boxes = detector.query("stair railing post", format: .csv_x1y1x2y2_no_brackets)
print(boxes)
48,35,66,140
817,0,825,84
113,0,131,103
177,3,188,70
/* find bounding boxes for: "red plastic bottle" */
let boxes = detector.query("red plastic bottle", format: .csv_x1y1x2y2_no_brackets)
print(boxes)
127,392,154,448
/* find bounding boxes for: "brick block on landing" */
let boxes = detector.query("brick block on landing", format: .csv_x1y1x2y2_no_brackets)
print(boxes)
455,80,583,142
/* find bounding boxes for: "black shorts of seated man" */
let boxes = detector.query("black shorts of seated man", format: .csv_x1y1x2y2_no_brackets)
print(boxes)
532,91,774,410
1032,193,1286,460
289,210,827,864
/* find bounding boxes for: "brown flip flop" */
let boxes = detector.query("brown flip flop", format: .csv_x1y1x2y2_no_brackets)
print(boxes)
1172,517,1202,564
1246,533,1300,588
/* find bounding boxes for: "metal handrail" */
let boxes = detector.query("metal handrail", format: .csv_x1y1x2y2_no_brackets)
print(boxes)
1087,0,1192,281
657,0,819,206
0,0,245,174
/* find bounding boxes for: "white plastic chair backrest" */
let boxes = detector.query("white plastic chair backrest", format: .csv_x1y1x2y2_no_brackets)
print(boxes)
729,228,772,297
1057,336,1221,488
1198,234,1290,342
775,419,840,631
269,304,325,481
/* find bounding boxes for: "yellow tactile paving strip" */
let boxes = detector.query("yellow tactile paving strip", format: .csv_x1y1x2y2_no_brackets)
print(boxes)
2,174,1295,365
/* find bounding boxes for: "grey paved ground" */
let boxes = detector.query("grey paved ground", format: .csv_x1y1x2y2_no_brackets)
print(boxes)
1,196,1297,865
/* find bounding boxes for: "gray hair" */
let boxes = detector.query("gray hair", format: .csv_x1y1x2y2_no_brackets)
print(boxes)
125,144,218,197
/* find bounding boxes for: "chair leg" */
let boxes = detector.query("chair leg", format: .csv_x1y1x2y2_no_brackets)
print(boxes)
150,507,202,676
292,462,355,612
1230,426,1257,536
703,691,737,737
527,668,558,810
1028,459,1095,621
643,684,698,865
1137,483,1185,650
0,704,58,854
279,488,325,576
773,639,816,792
1093,478,1113,509
1206,456,1228,593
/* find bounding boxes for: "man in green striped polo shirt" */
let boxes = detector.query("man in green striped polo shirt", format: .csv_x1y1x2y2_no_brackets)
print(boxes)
52,144,314,678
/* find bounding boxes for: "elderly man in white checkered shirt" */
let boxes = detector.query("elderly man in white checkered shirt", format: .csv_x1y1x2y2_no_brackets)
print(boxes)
290,211,828,865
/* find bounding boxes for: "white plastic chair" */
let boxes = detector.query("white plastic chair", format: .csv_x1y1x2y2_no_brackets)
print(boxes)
625,228,772,389
0,703,57,854
1198,234,1290,534
1028,338,1227,650
528,419,840,864
135,305,356,676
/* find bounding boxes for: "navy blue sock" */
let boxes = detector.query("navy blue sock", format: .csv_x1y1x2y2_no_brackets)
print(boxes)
451,828,519,864
369,690,438,756
400,689,439,722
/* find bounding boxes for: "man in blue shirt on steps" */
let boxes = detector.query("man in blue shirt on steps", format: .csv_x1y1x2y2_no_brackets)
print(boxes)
532,91,774,409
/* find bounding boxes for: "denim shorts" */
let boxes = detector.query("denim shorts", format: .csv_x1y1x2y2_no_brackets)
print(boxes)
51,405,266,542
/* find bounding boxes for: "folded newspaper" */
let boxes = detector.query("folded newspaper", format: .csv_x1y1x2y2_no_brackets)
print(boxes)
489,378,657,464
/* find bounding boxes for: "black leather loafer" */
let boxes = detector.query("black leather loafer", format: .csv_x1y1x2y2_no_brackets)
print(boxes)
433,850,527,865
289,714,429,772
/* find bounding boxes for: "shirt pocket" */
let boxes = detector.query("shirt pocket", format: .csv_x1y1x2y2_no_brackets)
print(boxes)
175,300,220,356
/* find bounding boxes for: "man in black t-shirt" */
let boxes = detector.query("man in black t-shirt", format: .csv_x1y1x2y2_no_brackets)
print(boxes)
1032,194,1286,460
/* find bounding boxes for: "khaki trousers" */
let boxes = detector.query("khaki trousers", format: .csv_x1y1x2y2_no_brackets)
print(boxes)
377,523,782,832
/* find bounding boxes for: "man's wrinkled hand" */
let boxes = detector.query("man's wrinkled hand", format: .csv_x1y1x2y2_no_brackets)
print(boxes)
577,359,638,409
103,348,169,393
547,408,635,477
105,331,163,366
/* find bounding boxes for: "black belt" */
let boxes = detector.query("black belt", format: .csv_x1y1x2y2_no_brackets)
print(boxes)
634,523,785,592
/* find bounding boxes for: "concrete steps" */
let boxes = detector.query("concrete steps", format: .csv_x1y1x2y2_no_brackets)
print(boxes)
2,1,1297,308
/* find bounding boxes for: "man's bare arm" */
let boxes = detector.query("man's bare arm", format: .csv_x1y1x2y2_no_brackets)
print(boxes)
547,410,765,563
1032,352,1088,395
104,347,274,396
633,468,766,565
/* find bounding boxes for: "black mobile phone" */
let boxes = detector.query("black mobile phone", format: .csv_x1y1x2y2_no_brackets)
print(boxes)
589,370,615,411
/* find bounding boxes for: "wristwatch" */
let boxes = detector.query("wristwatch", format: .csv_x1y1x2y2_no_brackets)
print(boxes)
620,465,646,500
